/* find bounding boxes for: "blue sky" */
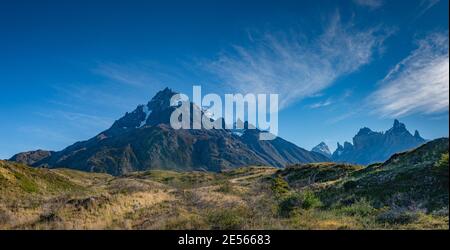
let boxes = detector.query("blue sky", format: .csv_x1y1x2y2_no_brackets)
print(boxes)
0,0,448,159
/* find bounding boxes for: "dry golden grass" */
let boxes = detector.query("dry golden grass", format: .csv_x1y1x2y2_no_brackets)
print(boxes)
1,162,448,230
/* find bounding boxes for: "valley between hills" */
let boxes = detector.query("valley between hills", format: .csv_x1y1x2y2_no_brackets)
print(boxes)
1,138,448,230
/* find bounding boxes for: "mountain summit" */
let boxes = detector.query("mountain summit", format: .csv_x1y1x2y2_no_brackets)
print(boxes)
14,88,327,175
312,142,332,158
332,119,426,165
103,87,176,137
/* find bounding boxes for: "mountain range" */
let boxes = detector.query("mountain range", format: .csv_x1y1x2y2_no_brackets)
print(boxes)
10,88,327,175
9,88,432,174
329,119,427,165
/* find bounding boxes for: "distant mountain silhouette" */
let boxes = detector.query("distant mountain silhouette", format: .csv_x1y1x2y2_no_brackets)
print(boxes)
331,119,426,165
12,88,327,175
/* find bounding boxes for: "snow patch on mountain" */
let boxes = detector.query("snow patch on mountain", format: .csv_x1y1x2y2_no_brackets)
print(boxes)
139,105,152,127
312,142,332,158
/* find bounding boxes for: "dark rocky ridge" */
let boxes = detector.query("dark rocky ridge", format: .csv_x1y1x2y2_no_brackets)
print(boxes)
12,88,327,175
332,119,426,165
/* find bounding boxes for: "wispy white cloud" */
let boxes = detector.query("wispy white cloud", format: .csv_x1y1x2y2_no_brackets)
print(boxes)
429,114,449,121
34,110,113,130
326,107,364,124
309,99,333,109
417,0,440,17
353,0,383,9
50,83,138,110
17,126,76,144
57,111,113,129
93,61,183,89
205,13,390,109
369,32,449,117
308,89,354,110
94,62,155,87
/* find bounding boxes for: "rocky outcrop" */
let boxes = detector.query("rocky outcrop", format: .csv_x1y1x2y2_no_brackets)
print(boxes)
332,120,426,165
9,150,53,166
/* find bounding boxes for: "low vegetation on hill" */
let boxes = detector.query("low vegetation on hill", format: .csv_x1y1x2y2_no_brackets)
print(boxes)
0,138,448,229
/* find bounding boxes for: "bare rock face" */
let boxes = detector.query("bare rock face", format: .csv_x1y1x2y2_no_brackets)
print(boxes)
9,150,53,166
332,120,426,165
17,88,325,175
312,142,332,158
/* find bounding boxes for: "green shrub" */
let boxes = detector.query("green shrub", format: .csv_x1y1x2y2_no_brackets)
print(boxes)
13,172,39,193
278,193,302,217
270,176,289,197
343,180,358,191
376,209,420,225
216,181,233,194
434,153,449,187
339,199,376,217
434,153,449,174
435,153,449,170
301,191,322,210
207,207,249,230
278,191,322,217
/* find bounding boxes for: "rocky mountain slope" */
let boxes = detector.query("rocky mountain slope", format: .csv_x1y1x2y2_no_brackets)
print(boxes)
239,123,328,168
1,138,447,229
12,88,327,175
9,150,53,166
331,119,426,165
312,142,332,158
324,137,449,212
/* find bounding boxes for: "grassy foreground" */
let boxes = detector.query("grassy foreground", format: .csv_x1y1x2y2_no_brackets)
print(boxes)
0,139,448,229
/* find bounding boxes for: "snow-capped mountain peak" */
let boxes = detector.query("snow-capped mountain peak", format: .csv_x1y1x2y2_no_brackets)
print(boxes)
312,142,332,158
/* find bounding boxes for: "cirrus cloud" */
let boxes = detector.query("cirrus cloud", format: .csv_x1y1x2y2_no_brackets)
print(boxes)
369,32,449,117
205,13,391,109
353,0,383,9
